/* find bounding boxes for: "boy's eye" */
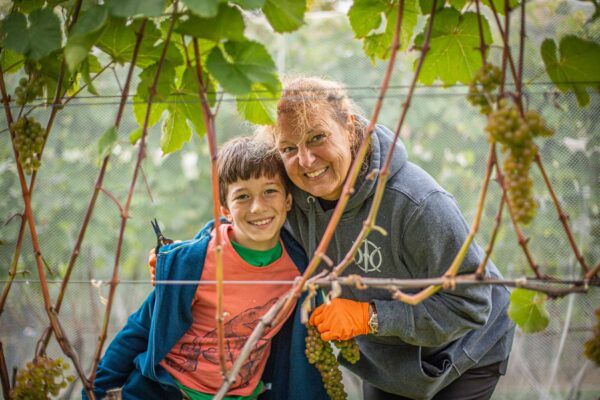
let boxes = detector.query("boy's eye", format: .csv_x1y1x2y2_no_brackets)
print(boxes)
265,188,278,195
234,194,249,201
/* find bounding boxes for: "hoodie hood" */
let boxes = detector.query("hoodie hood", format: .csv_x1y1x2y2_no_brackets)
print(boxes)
291,120,407,217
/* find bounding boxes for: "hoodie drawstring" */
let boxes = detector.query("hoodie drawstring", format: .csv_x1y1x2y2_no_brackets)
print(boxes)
307,196,316,258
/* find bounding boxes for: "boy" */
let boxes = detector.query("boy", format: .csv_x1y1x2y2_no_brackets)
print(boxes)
86,137,326,400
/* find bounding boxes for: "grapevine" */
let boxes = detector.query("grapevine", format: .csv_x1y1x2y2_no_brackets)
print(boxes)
583,308,600,367
11,116,46,175
484,100,554,225
10,356,75,399
305,325,348,400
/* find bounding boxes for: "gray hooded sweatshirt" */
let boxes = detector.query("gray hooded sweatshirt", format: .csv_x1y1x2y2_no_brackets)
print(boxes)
285,123,515,399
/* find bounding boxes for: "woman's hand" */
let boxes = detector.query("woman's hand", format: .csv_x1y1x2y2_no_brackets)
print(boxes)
309,298,370,341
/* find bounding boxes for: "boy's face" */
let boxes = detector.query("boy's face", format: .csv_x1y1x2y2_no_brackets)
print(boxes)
221,174,292,251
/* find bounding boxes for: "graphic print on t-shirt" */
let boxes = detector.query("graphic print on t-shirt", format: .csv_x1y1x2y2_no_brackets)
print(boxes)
165,297,279,388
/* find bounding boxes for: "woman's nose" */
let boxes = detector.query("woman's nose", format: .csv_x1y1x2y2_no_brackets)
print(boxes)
298,146,315,168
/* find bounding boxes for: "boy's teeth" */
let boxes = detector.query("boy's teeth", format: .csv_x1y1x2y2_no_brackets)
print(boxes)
306,168,326,178
251,218,272,226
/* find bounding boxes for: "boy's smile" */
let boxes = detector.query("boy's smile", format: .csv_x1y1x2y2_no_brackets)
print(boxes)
222,175,292,251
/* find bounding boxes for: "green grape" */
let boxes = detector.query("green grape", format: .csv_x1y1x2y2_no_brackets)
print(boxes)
333,339,360,364
467,64,502,115
10,356,75,399
584,308,600,367
305,325,349,400
485,100,555,225
11,116,46,175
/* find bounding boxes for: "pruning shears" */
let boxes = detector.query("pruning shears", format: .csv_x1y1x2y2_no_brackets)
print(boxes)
151,218,173,256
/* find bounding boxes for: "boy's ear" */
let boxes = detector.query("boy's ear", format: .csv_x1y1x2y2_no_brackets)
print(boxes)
221,206,233,223
285,193,292,212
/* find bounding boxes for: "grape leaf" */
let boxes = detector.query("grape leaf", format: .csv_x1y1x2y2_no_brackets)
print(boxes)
97,19,180,68
263,0,306,33
106,0,166,18
418,0,445,14
129,128,143,145
65,5,109,72
237,82,281,125
136,61,177,101
175,4,245,42
98,126,118,160
161,107,191,154
206,40,279,96
230,0,266,9
541,35,600,107
81,55,101,95
482,0,520,15
0,48,24,73
133,96,167,128
348,0,388,39
359,0,420,61
414,8,492,85
1,9,62,61
508,288,550,333
181,0,219,17
13,0,45,14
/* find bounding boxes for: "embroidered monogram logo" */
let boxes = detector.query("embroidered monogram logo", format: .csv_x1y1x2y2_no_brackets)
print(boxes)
353,238,382,273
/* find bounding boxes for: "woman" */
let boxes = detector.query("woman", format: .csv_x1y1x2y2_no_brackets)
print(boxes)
261,77,514,400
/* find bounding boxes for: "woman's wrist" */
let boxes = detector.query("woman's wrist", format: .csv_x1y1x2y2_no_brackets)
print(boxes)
368,302,378,335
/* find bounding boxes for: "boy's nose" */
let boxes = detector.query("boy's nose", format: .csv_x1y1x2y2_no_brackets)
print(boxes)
250,198,267,213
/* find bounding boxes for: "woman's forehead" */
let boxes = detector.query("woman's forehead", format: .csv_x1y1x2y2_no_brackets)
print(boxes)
278,112,337,140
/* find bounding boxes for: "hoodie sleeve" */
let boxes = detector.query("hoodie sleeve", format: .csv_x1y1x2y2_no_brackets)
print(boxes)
84,292,155,399
372,191,492,347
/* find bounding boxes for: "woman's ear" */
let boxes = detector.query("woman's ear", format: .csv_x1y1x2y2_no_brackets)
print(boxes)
221,206,233,223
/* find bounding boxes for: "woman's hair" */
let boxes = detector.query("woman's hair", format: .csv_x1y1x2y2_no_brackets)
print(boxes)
261,77,369,164
217,136,291,206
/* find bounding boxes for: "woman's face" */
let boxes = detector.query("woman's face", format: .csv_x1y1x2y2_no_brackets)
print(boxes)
277,111,353,201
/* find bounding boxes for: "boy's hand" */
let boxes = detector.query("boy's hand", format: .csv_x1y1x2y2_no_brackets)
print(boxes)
148,249,156,286
148,241,181,286
309,298,370,341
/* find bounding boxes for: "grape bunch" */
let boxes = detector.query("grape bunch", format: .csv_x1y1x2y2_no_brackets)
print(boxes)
14,76,45,106
485,100,555,224
10,356,75,399
584,308,600,367
333,338,360,364
11,116,46,175
305,325,348,400
467,64,502,115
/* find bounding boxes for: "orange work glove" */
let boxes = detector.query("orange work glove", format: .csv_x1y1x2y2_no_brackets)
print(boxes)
148,249,156,287
309,298,370,341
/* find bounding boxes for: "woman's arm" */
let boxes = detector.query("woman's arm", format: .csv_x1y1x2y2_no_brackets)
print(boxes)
374,191,492,347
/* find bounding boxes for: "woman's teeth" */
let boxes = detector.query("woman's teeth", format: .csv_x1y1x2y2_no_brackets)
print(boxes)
306,167,327,178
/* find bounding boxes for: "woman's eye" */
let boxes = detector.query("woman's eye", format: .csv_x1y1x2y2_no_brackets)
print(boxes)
280,146,296,154
309,133,326,143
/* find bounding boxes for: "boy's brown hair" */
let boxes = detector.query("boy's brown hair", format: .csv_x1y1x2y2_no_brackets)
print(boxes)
217,136,291,206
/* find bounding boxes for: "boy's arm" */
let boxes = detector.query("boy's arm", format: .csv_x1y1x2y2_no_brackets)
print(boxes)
88,291,156,398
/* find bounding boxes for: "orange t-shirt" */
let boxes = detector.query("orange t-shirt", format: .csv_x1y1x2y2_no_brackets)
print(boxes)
160,224,300,396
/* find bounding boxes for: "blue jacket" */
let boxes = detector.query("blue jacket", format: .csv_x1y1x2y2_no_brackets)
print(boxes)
85,221,327,400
